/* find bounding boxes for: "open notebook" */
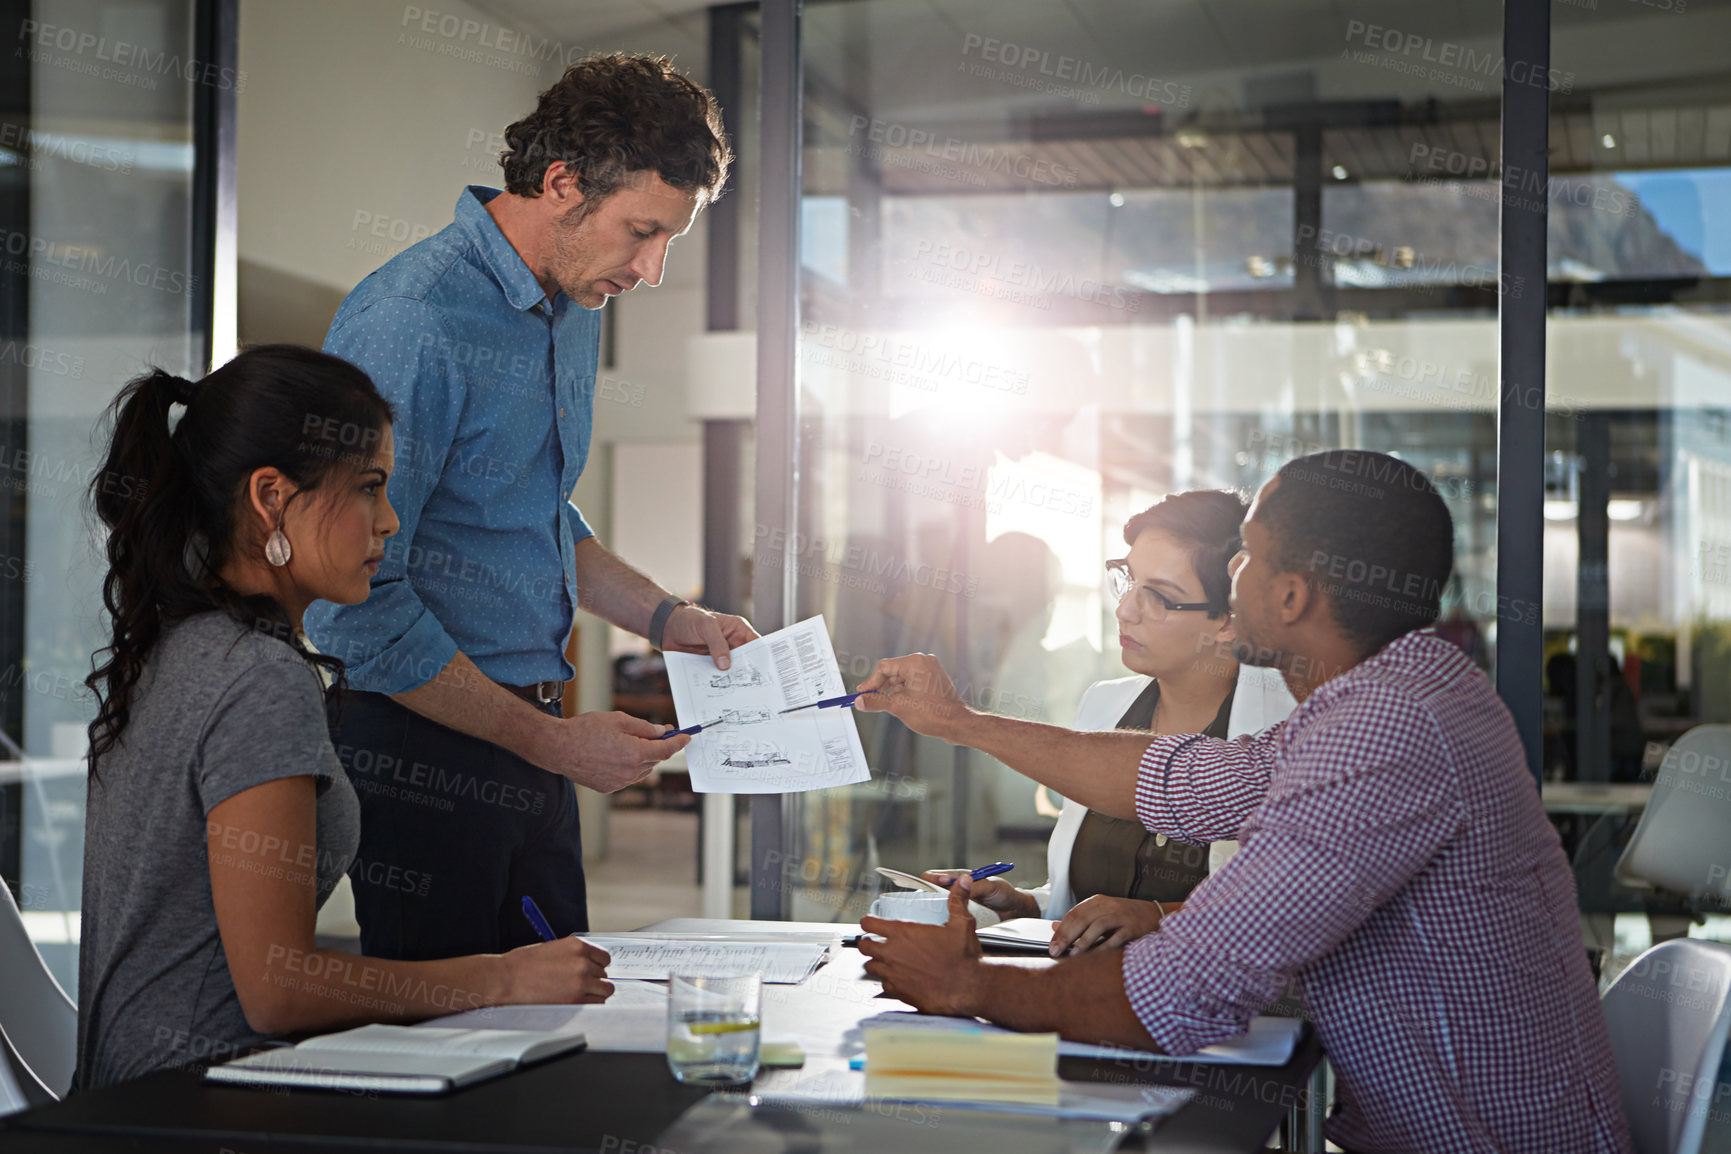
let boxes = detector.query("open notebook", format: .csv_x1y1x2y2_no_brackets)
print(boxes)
204,1024,588,1094
975,918,1059,953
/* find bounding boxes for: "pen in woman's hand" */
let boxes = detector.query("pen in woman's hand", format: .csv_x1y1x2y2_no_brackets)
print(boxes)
933,862,1014,885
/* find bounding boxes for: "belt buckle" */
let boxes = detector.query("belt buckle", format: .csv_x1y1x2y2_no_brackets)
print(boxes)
534,680,563,704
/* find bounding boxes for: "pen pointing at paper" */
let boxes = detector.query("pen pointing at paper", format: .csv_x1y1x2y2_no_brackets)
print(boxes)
778,690,879,714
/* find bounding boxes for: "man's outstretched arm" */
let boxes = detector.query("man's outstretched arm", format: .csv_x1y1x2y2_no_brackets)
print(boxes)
855,654,1154,819
856,653,1274,830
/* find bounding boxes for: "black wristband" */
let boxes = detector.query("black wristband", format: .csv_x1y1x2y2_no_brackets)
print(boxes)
648,596,688,651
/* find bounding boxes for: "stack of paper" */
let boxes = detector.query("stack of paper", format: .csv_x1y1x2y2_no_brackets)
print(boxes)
748,1058,1195,1125
1057,1015,1304,1065
863,1025,1059,1106
860,1011,1304,1066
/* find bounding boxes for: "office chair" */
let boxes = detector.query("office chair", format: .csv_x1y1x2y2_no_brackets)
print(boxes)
1600,939,1731,1154
0,879,77,1097
1614,725,1731,908
0,1019,56,1116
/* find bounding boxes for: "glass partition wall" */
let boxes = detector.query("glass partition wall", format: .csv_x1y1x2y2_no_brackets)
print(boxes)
767,0,1513,922
0,0,214,992
1544,2,1731,960
756,0,1731,959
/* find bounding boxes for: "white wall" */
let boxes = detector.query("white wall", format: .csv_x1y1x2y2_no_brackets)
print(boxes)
236,0,714,452
237,0,544,294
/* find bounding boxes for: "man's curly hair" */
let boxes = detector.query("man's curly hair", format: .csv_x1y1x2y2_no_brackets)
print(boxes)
500,53,731,212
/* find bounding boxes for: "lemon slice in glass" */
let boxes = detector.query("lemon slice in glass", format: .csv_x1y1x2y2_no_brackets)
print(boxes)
686,1018,761,1036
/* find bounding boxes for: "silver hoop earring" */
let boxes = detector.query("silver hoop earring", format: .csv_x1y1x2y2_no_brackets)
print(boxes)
265,529,292,567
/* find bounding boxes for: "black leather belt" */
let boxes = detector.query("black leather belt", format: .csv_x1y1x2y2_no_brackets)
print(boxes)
502,680,565,705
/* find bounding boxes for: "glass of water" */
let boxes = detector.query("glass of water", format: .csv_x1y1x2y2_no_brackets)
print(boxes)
666,973,762,1086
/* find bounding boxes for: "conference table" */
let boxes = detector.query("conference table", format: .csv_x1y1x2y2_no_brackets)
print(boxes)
1,919,1325,1154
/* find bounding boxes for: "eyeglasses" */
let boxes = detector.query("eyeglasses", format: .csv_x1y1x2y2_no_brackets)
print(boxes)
1105,559,1216,620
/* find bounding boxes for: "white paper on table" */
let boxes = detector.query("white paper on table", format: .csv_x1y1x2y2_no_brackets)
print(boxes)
858,1012,1303,1066
602,979,674,1008
414,1003,668,1053
578,936,829,984
664,615,871,794
748,1059,1196,1123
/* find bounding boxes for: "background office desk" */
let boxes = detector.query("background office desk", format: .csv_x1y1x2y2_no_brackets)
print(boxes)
1541,782,1653,816
2,941,1323,1154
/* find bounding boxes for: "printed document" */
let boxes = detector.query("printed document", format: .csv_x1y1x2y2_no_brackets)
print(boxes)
578,936,830,984
664,615,871,793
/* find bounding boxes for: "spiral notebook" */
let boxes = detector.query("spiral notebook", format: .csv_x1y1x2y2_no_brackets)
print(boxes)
204,1024,588,1094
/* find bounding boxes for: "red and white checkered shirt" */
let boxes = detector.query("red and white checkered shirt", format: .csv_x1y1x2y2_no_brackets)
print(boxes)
1123,630,1633,1153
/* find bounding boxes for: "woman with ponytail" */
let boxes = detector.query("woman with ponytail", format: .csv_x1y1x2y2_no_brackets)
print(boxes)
76,345,613,1091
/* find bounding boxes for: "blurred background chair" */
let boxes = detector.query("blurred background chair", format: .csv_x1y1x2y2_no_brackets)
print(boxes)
1616,726,1731,910
0,1021,55,1116
0,877,76,1101
1600,939,1731,1154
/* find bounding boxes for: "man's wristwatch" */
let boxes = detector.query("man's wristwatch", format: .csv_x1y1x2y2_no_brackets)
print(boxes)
648,596,689,651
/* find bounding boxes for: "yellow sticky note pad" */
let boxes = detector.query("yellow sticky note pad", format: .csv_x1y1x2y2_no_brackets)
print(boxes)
863,1026,1059,1105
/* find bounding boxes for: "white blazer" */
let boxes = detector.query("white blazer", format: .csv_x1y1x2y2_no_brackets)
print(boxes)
1029,665,1296,918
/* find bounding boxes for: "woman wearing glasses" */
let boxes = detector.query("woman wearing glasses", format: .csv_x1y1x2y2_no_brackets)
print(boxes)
927,490,1294,954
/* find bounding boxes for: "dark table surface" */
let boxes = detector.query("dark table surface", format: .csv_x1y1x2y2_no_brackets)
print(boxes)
0,1033,1324,1154
2,944,1324,1154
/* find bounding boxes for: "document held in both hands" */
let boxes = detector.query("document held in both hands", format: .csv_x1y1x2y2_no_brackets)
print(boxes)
203,1024,588,1094
664,615,871,794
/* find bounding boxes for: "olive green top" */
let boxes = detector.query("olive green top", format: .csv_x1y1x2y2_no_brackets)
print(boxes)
1067,679,1234,905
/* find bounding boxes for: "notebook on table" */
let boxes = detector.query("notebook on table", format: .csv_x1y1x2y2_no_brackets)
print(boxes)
975,918,1059,953
204,1023,588,1094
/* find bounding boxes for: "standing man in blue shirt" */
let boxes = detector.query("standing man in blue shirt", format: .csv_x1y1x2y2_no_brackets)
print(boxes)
304,54,754,962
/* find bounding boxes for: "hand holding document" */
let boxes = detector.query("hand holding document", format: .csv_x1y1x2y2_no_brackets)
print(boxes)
664,615,872,793
850,651,971,740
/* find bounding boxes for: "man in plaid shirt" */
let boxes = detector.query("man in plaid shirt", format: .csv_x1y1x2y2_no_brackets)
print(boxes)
857,450,1632,1154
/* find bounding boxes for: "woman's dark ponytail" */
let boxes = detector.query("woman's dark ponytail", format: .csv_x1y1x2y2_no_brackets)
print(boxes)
85,345,394,773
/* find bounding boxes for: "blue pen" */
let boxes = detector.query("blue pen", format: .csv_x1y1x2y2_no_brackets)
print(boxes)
656,718,725,740
778,690,879,715
935,863,1014,887
521,895,557,942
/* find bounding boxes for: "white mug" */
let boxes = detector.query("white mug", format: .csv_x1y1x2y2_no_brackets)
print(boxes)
868,891,951,924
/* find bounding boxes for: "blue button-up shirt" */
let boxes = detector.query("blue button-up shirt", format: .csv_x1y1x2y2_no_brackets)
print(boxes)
304,186,599,692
